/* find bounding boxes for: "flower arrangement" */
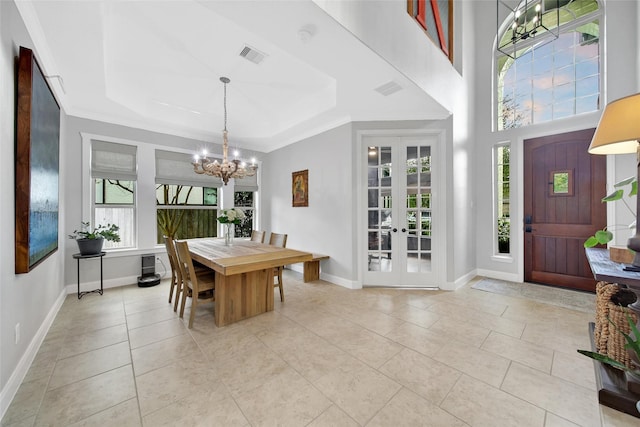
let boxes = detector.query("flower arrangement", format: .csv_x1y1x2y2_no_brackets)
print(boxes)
217,208,246,225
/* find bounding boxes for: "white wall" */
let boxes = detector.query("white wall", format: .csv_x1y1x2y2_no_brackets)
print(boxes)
0,1,66,417
262,123,357,287
473,0,640,281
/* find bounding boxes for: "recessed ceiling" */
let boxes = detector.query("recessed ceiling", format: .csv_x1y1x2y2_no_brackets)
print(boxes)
18,0,448,152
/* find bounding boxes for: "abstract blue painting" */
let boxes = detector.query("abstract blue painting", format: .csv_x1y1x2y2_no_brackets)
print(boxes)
15,47,60,273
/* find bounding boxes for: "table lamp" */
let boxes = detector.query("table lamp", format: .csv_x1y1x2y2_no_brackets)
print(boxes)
588,93,640,270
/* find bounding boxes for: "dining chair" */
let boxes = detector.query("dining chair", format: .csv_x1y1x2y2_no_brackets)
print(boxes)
163,235,181,311
250,230,266,243
268,232,288,302
175,240,216,328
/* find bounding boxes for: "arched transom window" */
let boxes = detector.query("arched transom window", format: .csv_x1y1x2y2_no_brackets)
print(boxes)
496,0,602,130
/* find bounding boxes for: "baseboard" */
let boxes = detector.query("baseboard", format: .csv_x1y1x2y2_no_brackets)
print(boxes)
0,287,66,421
64,275,139,295
441,269,478,291
320,272,360,289
476,268,520,283
287,265,359,289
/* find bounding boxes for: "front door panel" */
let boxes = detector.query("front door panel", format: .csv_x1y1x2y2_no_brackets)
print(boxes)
524,128,606,291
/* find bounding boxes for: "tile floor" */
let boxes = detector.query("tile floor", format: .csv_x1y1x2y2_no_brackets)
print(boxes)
2,273,639,426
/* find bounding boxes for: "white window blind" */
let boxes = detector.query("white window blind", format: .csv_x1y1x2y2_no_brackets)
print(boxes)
91,140,137,180
233,170,258,192
155,150,222,188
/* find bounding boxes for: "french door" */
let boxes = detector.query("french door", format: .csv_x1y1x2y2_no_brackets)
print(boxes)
362,134,439,287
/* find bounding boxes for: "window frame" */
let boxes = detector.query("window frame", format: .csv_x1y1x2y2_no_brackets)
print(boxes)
84,136,139,251
493,142,511,257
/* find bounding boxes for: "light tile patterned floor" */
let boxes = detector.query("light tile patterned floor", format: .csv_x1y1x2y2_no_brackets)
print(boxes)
2,274,639,426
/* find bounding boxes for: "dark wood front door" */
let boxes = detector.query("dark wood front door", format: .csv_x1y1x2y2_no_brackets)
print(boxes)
524,128,606,291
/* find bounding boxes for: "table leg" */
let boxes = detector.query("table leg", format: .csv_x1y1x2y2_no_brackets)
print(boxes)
214,269,272,327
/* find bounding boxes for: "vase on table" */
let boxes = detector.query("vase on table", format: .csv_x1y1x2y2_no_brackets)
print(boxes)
224,224,234,246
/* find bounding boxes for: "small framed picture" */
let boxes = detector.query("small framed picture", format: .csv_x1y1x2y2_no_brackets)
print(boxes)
292,169,308,207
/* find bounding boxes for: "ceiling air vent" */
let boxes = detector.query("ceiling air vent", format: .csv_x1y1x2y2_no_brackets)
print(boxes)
374,81,403,96
239,45,267,65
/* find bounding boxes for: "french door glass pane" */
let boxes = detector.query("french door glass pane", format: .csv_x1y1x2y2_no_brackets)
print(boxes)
406,146,432,273
367,145,392,272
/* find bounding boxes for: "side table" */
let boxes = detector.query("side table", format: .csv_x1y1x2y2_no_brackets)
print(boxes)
72,252,106,299
585,248,640,418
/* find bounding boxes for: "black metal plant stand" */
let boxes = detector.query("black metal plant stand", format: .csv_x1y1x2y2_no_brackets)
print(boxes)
72,252,105,299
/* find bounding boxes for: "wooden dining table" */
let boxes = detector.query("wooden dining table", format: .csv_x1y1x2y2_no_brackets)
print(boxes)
187,238,313,326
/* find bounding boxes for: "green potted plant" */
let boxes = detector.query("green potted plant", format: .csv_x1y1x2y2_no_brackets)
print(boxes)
584,177,637,248
69,221,120,255
578,310,640,411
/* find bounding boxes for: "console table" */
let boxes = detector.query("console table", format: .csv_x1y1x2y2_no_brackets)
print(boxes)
585,248,640,417
72,252,105,299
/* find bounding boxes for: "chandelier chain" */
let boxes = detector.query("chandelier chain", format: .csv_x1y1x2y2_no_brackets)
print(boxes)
223,79,227,132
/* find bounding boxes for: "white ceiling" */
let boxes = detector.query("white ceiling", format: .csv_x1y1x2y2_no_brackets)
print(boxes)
19,0,448,153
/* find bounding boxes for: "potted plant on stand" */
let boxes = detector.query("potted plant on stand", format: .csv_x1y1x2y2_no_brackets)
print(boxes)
69,222,120,255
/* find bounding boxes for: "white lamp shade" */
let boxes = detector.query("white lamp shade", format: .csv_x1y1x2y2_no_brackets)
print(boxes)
589,93,640,155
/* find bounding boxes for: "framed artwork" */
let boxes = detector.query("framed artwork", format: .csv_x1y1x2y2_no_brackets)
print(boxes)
15,46,61,273
292,169,308,207
407,0,453,62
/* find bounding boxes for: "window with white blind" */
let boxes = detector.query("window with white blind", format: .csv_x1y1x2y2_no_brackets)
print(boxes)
91,140,137,249
155,150,222,243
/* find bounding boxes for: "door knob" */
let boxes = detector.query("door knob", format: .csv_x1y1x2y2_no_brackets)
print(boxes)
401,228,407,232
392,228,398,233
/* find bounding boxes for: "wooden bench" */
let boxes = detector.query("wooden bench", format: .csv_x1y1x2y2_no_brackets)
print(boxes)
303,254,329,282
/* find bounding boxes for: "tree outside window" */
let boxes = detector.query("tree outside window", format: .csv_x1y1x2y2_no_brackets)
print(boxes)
156,184,218,243
234,191,255,238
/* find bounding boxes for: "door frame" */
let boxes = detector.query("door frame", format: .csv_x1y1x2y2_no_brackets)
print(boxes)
356,129,446,288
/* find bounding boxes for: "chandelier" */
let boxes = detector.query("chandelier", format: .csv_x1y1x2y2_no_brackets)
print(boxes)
192,77,257,185
497,0,559,60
